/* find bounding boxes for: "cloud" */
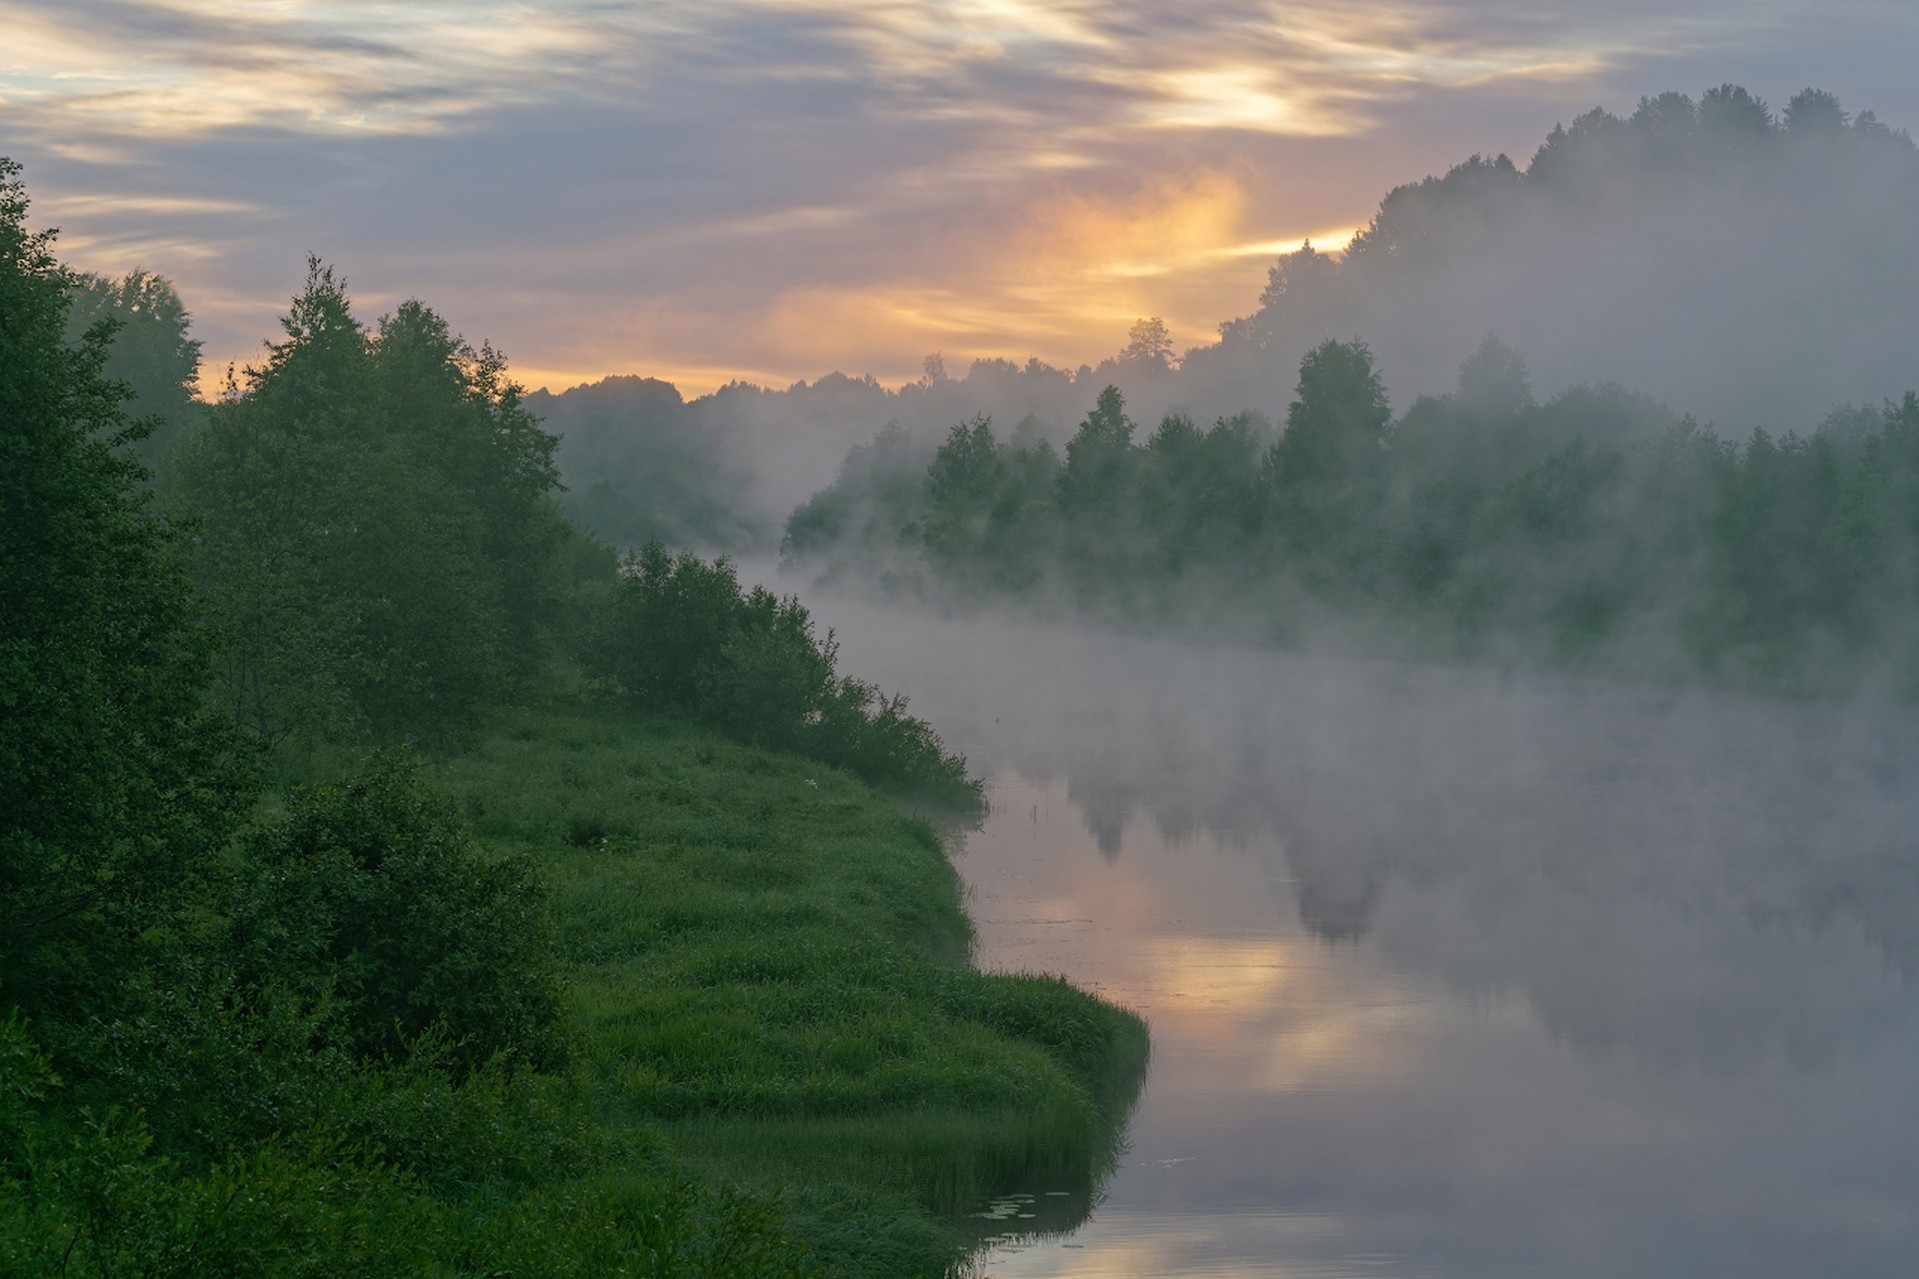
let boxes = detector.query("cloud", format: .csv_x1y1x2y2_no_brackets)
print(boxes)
0,0,629,136
4,0,1917,396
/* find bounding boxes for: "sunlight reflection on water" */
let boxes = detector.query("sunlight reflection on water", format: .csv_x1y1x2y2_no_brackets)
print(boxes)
803,600,1919,1278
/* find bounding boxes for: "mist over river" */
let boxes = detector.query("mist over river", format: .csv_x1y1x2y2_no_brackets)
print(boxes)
801,593,1919,1278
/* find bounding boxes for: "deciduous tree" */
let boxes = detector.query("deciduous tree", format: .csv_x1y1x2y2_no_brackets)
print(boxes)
0,159,250,997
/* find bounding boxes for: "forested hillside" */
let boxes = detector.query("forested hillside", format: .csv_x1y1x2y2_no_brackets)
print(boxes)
1181,84,1919,431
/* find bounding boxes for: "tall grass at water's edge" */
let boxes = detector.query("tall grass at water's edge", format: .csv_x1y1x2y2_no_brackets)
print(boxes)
428,703,1150,1278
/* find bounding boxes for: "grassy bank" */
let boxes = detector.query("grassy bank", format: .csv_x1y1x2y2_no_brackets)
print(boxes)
3,174,1141,1278
2,700,1145,1277
429,702,1149,1278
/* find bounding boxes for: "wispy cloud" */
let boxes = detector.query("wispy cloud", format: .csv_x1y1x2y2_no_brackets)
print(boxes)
0,0,637,135
2,0,1913,394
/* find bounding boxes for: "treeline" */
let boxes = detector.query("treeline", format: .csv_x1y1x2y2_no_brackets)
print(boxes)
1188,83,1919,434
1211,85,1917,360
1,156,976,1274
531,84,1919,557
174,261,570,743
530,375,768,552
787,336,1919,696
74,256,973,796
533,364,1092,558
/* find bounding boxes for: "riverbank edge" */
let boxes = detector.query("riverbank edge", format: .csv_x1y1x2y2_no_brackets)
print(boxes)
426,701,1150,1278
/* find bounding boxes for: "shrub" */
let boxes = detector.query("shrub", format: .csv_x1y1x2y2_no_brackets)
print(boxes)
228,752,564,1072
596,543,980,806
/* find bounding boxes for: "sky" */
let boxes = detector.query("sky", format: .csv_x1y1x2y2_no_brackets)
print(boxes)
4,0,1917,397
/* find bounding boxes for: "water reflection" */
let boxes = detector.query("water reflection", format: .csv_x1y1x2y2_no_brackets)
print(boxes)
813,603,1919,1276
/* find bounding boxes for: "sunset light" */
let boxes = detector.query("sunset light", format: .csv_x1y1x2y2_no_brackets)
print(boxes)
11,6,1919,1273
9,0,1900,395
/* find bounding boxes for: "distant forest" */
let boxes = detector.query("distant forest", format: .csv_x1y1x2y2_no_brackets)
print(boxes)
770,85,1919,697
789,335,1919,696
550,83,1919,563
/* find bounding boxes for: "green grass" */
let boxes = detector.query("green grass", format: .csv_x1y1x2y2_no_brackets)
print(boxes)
3,700,1143,1276
426,703,1148,1278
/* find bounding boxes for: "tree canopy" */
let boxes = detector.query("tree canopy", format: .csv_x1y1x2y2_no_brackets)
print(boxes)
0,158,250,994
174,260,565,745
62,268,204,466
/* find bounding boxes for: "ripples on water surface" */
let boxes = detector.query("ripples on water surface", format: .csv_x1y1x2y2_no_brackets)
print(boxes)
813,602,1919,1278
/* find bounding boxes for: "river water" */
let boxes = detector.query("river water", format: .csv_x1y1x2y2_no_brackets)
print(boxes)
812,599,1919,1279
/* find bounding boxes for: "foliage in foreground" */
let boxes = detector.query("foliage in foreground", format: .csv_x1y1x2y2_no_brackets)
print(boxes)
227,753,564,1073
3,707,1145,1279
0,154,254,1017
436,707,1148,1278
2,1006,825,1279
4,155,1138,1277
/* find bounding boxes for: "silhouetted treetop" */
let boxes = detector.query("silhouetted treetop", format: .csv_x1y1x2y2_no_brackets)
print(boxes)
63,268,204,465
1311,82,1919,285
1189,82,1919,434
1122,317,1176,371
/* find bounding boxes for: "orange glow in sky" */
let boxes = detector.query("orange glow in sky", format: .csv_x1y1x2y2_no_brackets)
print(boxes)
4,0,1911,397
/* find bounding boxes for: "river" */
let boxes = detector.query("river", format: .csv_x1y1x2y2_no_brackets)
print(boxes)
808,597,1919,1278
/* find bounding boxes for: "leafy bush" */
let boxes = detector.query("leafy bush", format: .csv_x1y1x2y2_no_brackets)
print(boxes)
2,1011,440,1278
229,752,564,1071
596,543,979,807
52,956,352,1162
